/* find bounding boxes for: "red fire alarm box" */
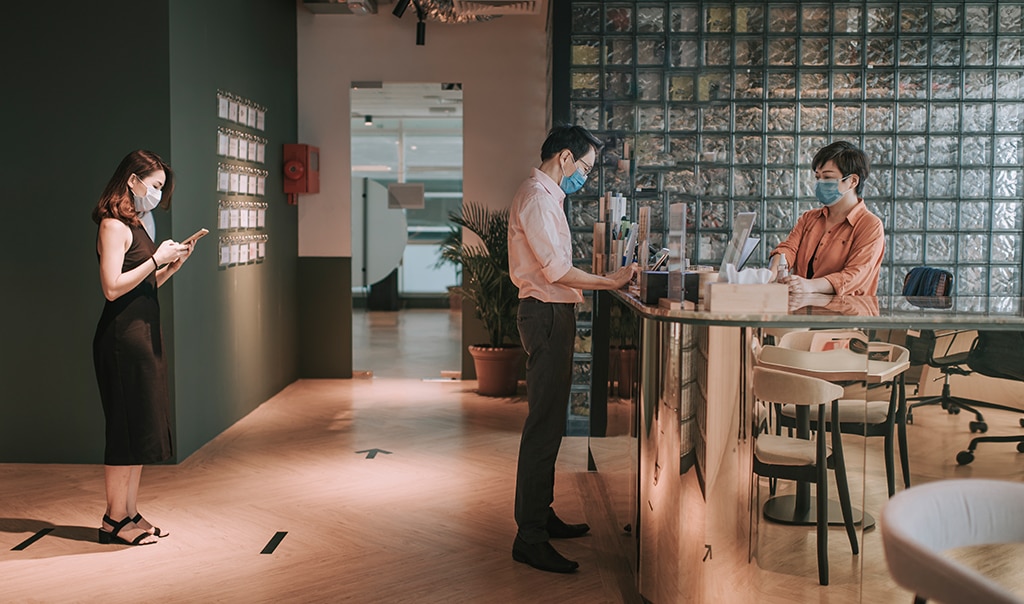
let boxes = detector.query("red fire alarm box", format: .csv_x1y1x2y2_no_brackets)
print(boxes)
283,144,320,205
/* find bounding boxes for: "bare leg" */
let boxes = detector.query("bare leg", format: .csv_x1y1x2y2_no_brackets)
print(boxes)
124,466,167,537
103,465,155,545
125,465,142,519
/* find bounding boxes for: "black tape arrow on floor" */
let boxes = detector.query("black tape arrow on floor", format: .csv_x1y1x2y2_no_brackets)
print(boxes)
355,448,392,459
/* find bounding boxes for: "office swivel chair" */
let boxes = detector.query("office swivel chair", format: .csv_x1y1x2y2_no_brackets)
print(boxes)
953,331,1024,465
899,267,1024,465
901,267,1008,433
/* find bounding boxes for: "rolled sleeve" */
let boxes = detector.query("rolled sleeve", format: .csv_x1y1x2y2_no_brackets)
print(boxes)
519,195,574,283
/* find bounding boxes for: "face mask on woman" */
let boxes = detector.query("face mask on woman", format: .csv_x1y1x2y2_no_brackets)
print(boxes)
132,175,161,239
559,154,587,195
132,178,162,213
814,174,852,206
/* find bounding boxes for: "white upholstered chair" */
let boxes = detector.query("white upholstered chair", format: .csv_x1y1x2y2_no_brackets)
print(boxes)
881,479,1024,604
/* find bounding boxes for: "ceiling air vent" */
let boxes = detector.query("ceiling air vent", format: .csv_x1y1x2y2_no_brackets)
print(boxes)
453,1,541,17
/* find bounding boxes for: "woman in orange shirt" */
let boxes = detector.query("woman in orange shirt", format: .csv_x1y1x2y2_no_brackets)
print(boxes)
770,141,884,296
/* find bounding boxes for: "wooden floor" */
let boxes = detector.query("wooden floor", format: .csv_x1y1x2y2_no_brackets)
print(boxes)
2,309,1024,602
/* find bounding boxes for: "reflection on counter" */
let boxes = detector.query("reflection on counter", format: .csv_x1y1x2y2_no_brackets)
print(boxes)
588,289,1024,603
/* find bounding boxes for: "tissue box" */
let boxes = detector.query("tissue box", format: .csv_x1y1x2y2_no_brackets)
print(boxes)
704,283,789,313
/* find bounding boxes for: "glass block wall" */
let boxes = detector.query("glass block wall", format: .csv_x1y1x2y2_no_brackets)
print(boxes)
568,296,594,436
562,2,1024,298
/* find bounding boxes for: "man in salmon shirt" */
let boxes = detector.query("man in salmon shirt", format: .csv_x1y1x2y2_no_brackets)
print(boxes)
770,141,884,296
507,125,635,573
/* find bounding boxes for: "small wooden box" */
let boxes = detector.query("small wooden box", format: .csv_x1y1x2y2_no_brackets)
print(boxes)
704,283,789,313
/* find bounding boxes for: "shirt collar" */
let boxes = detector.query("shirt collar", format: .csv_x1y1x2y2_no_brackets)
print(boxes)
532,168,565,204
822,198,866,226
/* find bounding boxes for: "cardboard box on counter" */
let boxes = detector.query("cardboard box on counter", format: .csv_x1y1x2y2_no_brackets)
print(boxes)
704,282,789,313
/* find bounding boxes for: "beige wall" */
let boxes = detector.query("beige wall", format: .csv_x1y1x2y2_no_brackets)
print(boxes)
296,7,551,257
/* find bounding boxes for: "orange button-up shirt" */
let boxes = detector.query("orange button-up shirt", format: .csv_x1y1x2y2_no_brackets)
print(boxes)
772,200,885,296
508,168,583,304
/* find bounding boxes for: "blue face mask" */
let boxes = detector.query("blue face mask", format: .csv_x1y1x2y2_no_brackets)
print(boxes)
559,153,588,195
814,175,851,206
560,169,587,195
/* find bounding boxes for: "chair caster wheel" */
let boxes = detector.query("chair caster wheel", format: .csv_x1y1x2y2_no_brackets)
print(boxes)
950,407,961,415
1019,418,1024,428
906,413,914,425
1017,442,1024,454
969,421,988,433
956,450,975,465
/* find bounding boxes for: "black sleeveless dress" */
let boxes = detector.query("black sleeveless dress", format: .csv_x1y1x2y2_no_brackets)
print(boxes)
93,223,173,465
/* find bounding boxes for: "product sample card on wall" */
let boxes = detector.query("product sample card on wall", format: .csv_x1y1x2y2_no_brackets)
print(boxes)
216,90,269,268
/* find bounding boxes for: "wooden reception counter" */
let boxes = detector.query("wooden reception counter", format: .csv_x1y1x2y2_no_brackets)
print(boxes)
590,291,1024,603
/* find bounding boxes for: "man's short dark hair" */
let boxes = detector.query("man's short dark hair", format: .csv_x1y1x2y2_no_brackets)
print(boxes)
540,125,603,163
812,141,870,196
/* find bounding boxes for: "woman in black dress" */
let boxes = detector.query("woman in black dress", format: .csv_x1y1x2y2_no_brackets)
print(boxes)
92,150,191,546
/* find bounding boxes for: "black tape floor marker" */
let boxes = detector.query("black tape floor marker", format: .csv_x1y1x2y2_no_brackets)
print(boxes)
261,531,287,554
12,528,53,551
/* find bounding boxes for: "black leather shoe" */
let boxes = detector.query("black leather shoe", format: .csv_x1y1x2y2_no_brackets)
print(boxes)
512,537,579,573
547,511,590,539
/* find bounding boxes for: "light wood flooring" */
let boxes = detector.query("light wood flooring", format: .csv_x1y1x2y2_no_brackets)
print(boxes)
2,309,1024,602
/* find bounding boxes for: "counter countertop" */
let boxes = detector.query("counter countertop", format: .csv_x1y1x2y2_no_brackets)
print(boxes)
611,289,1024,330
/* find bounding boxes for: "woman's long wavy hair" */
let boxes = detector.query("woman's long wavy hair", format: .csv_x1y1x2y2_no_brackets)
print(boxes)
92,150,174,226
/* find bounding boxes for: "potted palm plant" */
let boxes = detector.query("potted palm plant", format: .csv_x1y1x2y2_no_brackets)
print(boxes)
440,201,522,396
434,223,463,311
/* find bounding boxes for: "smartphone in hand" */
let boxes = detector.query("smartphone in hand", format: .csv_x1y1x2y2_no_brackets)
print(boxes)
181,228,209,246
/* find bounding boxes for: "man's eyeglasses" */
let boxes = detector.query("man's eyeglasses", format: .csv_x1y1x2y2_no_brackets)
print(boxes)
575,157,594,177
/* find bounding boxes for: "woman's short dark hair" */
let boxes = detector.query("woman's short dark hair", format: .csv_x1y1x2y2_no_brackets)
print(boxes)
812,141,870,196
540,125,603,162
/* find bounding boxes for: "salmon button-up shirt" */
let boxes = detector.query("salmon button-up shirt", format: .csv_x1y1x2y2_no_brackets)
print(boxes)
772,200,884,296
508,168,582,304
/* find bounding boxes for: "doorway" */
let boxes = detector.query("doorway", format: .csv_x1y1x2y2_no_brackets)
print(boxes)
350,81,463,379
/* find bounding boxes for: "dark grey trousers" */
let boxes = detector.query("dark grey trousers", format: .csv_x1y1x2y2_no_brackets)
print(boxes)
514,297,577,544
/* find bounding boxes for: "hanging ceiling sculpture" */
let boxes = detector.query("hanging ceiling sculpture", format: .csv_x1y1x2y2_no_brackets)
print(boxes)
417,0,494,23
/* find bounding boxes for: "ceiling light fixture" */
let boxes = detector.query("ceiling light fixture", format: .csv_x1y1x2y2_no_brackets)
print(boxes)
393,0,429,45
392,0,411,17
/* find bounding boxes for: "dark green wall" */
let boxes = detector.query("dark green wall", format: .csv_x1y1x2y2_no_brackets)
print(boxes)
0,1,172,462
0,0,298,463
298,258,352,378
167,0,298,460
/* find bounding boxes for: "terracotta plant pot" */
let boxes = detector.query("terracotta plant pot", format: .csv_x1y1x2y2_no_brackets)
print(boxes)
468,345,524,397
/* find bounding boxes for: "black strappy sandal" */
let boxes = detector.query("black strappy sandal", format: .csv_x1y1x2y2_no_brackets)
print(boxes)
98,514,155,545
132,513,168,538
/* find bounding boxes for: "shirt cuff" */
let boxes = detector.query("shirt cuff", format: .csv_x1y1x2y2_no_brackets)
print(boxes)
824,274,844,295
541,261,573,284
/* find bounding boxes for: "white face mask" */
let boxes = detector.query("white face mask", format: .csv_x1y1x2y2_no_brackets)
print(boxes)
131,176,161,240
132,181,162,213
